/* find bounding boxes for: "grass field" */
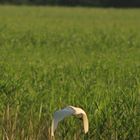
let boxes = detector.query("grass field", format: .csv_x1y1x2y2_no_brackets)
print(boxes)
0,6,140,140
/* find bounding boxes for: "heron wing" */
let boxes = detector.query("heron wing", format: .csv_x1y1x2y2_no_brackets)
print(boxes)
51,107,75,136
68,106,89,134
82,113,89,134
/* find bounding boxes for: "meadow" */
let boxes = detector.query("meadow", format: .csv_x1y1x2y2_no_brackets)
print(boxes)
0,6,140,140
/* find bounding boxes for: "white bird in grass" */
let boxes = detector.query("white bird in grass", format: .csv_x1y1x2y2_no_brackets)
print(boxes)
51,106,89,138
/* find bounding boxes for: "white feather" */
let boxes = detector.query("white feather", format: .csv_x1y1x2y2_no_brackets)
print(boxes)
51,106,89,137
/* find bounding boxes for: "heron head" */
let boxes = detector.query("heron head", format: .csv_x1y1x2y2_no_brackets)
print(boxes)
76,114,83,119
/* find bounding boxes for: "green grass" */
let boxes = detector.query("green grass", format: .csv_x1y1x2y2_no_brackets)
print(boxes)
0,6,140,140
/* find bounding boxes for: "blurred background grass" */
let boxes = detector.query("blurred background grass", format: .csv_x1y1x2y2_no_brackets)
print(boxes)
0,6,140,140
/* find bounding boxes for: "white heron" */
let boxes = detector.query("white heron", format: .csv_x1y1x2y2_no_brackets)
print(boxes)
51,106,89,138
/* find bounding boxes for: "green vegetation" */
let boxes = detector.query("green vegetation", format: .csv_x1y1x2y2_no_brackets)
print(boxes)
0,6,140,140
